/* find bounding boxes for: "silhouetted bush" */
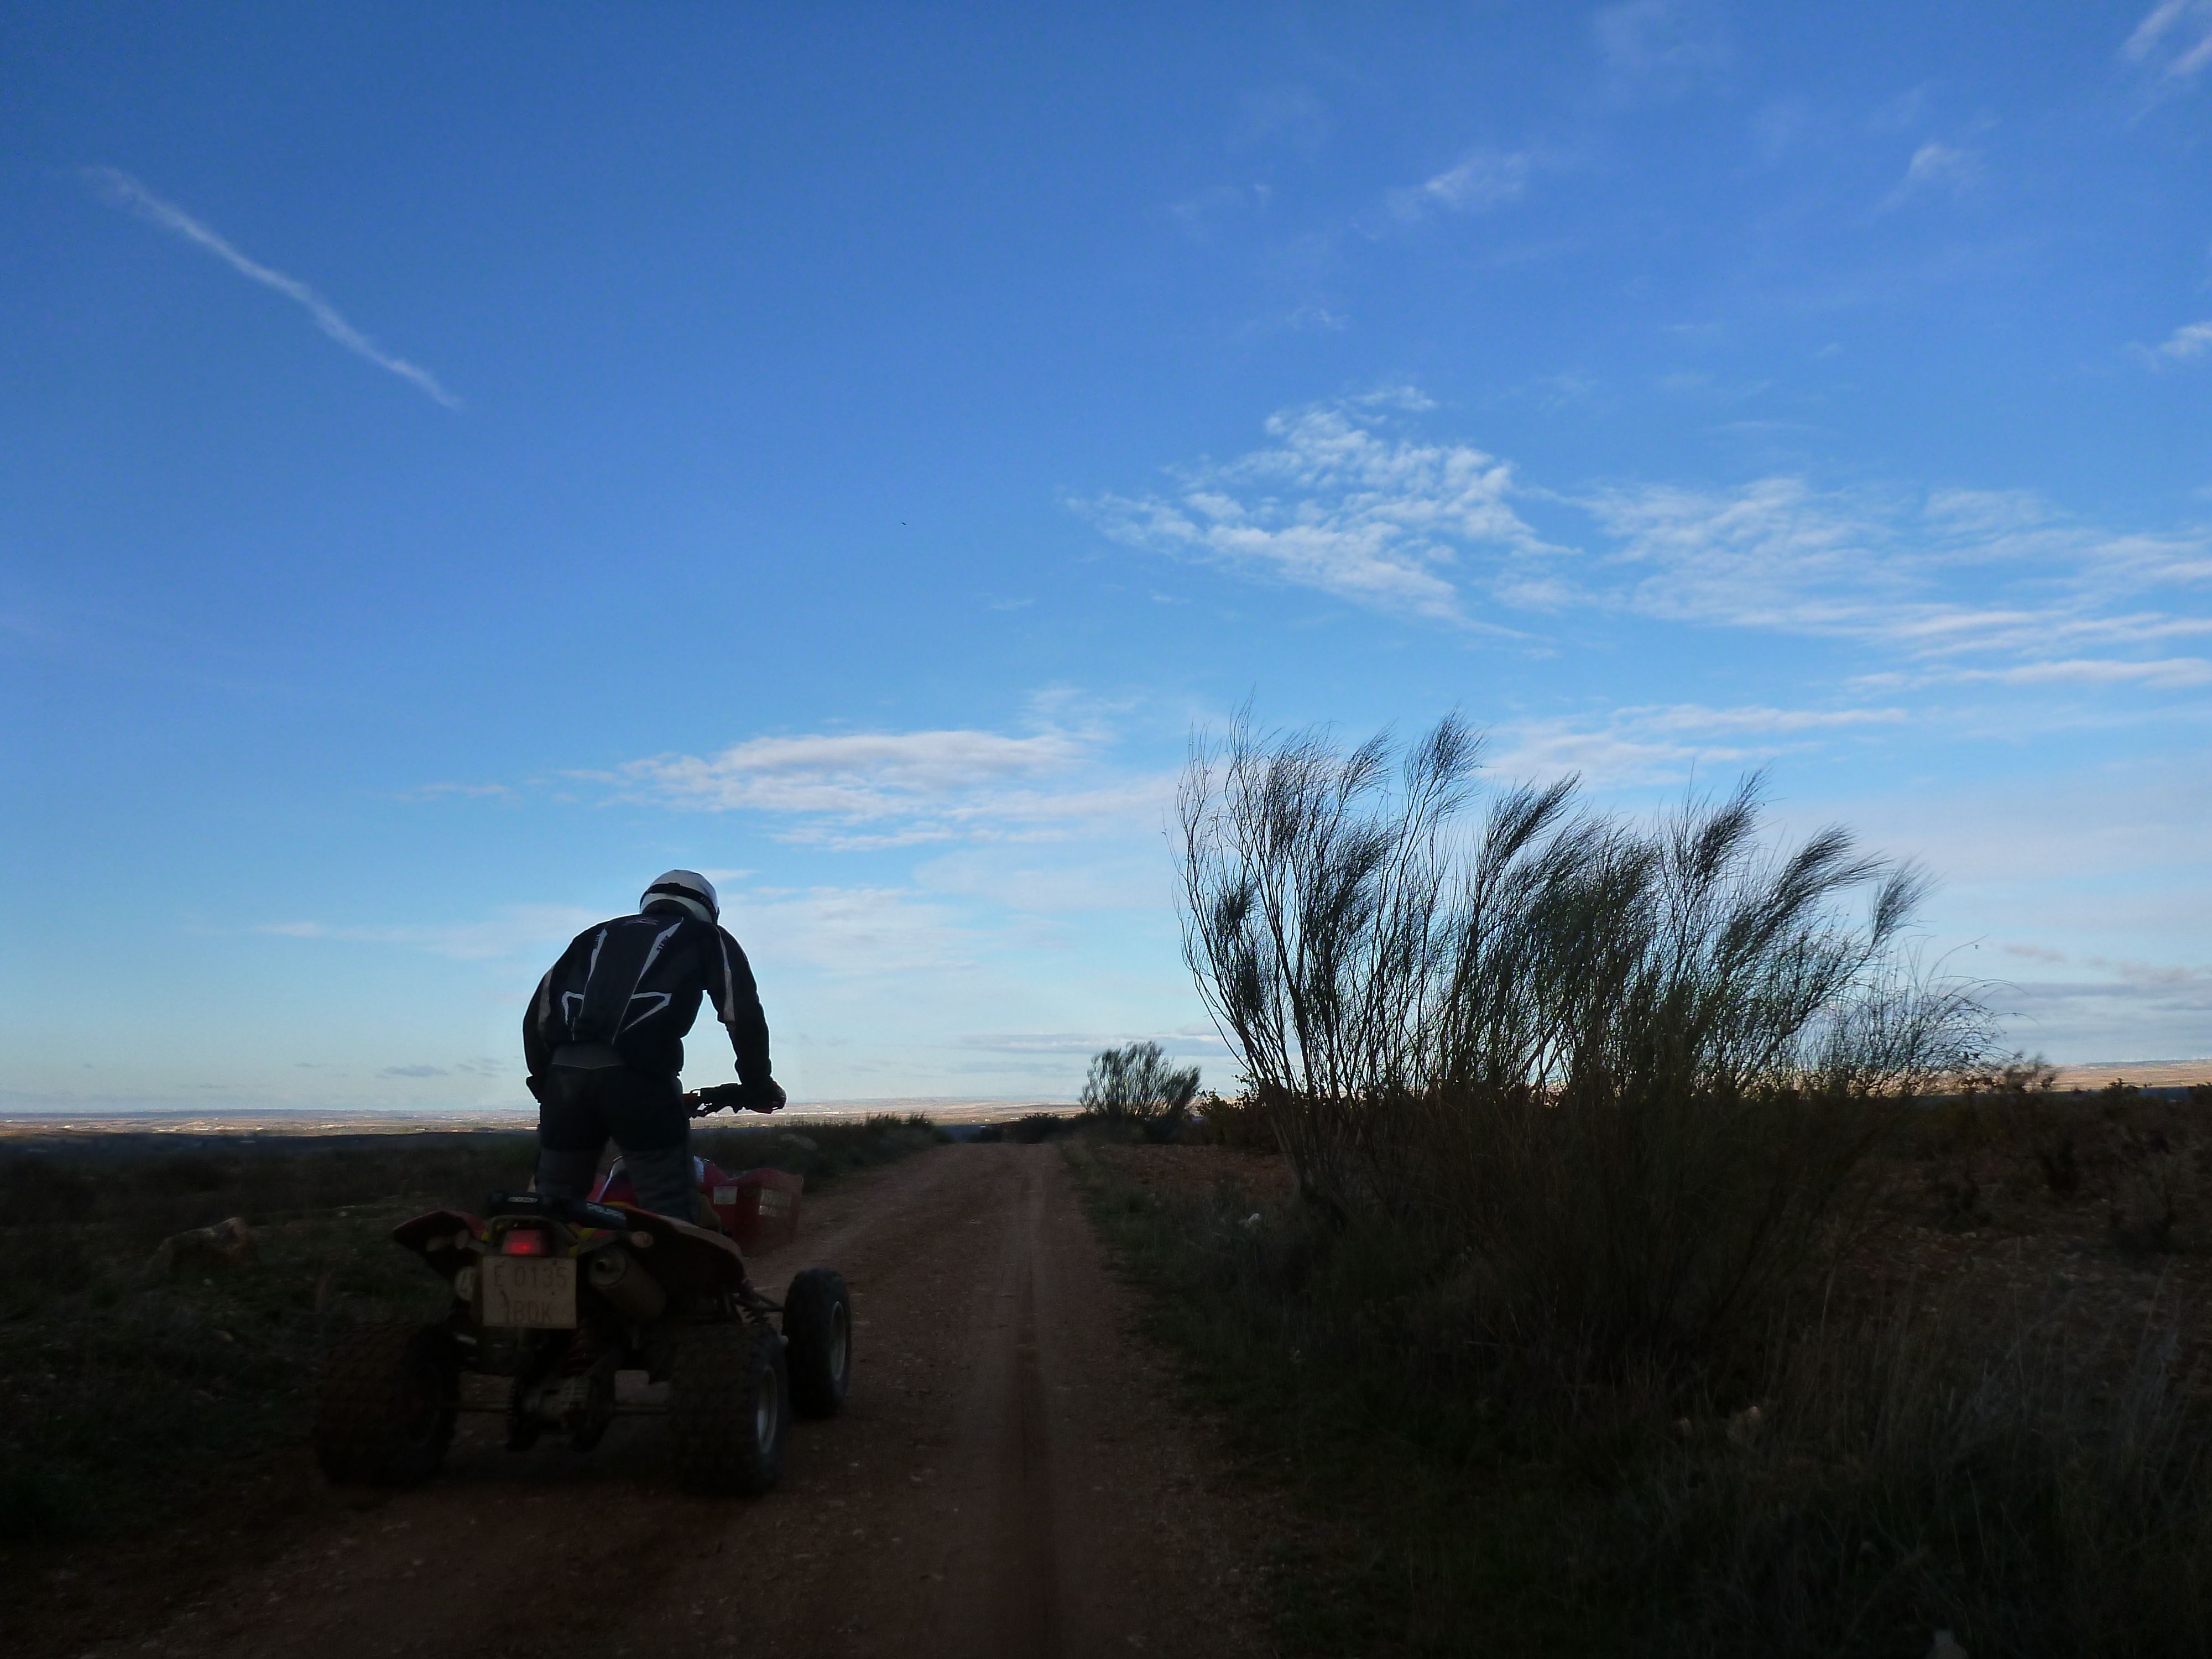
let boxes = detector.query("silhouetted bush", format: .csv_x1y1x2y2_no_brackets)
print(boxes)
1179,711,1993,1373
1080,1041,1201,1142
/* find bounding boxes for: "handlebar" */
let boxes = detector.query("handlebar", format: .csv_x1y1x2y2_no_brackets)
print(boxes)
684,1082,785,1119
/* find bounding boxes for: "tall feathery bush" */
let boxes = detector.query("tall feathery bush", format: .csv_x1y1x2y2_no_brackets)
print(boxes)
1178,712,1992,1369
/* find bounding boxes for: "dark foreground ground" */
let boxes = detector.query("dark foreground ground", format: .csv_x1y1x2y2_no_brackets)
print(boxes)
15,1084,2210,1658
5,1139,1272,1659
1070,1087,2212,1658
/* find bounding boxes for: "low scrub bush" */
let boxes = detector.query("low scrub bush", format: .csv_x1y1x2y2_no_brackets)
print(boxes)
1192,1090,1274,1149
1081,1041,1201,1142
1076,1148,2212,1657
695,1112,945,1181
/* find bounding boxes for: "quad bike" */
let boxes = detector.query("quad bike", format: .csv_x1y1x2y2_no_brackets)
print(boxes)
314,1085,849,1496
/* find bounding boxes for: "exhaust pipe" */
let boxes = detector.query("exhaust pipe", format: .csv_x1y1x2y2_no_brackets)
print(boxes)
587,1246,667,1323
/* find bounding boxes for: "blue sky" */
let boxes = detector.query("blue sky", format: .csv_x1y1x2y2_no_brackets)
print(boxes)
3,2,2209,1113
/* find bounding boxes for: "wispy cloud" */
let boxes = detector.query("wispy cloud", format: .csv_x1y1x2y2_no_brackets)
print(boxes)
1076,390,1554,627
1929,658,2212,690
1234,85,1331,153
737,885,973,975
1592,0,1731,97
2149,319,2212,364
88,167,460,409
1169,182,1271,237
399,781,515,802
1491,702,1908,786
1880,140,1983,208
1090,389,2212,682
961,1025,1229,1058
1584,477,2212,671
260,904,597,961
1386,150,1534,221
612,719,1171,849
2124,1,2212,85
1997,961,2212,1051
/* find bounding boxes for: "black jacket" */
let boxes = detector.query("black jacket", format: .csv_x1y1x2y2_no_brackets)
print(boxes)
524,903,771,1084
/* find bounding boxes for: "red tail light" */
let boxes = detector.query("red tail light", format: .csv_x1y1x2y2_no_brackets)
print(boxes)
501,1227,551,1257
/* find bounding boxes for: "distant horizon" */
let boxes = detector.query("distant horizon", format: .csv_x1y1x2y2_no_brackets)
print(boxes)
7,1059,2209,1135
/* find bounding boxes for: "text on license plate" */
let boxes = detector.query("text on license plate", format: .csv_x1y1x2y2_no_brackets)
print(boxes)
479,1256,577,1328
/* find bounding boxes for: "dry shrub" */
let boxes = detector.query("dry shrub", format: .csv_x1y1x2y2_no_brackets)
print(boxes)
1635,1291,2212,1657
1081,1145,2212,1657
1192,1090,1274,1149
1081,1041,1201,1141
1179,712,1992,1373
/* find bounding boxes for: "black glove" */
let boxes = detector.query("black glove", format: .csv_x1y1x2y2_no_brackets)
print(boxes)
741,1078,787,1114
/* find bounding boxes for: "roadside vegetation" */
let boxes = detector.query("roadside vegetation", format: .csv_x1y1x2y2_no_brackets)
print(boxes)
1081,1040,1202,1141
0,1114,940,1563
1073,713,2212,1658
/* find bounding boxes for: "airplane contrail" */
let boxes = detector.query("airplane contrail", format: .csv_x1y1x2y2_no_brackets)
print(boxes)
88,166,461,409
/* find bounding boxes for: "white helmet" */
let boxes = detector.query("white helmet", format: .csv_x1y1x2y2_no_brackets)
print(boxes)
640,869,718,924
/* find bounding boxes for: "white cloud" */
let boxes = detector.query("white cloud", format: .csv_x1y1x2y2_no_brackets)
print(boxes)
1078,393,1554,627
1881,141,1983,208
1387,151,1533,221
1994,962,2212,1056
960,1027,1229,1058
624,729,1085,816
1090,390,2211,684
1491,701,1908,786
400,781,514,801
1936,658,2212,690
1587,476,2212,669
2153,320,2212,363
87,168,460,408
915,850,1170,915
1235,85,1331,153
737,886,972,976
2124,1,2212,84
613,719,1172,849
260,904,599,961
1170,184,1269,236
1593,0,1731,94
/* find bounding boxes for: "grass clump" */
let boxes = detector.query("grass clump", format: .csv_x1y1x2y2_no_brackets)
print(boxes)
1076,1146,2212,1657
695,1110,947,1180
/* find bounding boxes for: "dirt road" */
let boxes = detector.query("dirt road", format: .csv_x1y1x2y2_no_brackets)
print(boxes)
78,1144,1271,1659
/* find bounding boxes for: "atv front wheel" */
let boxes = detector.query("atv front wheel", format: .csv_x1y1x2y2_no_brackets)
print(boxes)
782,1267,852,1418
668,1322,788,1496
314,1322,458,1486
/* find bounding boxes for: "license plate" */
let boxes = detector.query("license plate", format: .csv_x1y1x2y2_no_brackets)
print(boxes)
479,1256,576,1328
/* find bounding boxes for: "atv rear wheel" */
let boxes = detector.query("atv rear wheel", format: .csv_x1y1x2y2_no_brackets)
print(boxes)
782,1267,852,1418
668,1322,788,1496
314,1322,458,1486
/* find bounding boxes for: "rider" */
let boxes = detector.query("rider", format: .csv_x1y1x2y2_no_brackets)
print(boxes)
524,870,785,1219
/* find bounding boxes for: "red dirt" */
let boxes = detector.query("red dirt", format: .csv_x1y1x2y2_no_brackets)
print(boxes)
40,1145,1272,1659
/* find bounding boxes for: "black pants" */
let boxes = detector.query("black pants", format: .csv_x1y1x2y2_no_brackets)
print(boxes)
533,1063,693,1219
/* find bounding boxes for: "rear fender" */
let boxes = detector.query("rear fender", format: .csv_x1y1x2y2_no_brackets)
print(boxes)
392,1209,482,1281
612,1205,752,1299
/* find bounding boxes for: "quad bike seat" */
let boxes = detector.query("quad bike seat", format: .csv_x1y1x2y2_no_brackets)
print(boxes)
482,1191,633,1232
